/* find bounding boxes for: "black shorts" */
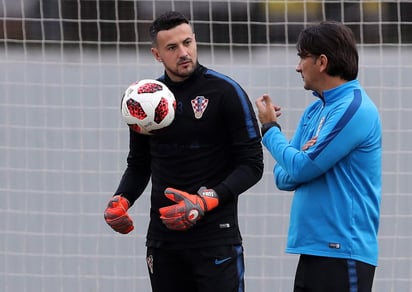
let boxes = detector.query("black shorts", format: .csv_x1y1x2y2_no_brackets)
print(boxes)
146,244,245,292
293,255,376,292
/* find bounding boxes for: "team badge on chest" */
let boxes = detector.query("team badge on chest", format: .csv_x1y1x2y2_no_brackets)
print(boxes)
191,96,209,119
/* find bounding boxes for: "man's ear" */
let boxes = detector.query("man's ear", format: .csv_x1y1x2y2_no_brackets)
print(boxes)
318,54,328,72
151,48,162,62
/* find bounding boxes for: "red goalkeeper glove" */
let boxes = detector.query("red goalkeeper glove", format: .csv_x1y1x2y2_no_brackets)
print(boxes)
159,187,219,231
104,195,134,234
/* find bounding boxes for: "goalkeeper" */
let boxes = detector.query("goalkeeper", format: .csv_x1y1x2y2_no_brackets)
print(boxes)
104,11,263,292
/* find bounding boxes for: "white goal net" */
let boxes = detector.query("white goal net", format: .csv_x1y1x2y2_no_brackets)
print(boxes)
1,1,411,291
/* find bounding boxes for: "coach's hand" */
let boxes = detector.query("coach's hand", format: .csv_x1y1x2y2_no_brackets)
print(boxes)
104,195,134,234
159,187,219,231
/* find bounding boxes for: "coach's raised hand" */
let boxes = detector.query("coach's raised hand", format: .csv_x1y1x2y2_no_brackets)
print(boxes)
159,187,219,231
104,195,134,234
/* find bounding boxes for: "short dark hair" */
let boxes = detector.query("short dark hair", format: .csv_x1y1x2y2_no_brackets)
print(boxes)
296,21,359,81
149,11,190,45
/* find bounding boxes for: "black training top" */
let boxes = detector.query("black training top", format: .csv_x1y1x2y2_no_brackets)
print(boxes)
115,64,264,248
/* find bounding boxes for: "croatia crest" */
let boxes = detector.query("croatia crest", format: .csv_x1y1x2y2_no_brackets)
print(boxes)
191,96,209,119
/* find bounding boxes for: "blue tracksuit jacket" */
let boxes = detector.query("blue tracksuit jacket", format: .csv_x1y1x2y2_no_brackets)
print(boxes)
263,80,382,266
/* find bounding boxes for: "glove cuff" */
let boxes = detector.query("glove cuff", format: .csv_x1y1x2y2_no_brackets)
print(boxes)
197,187,219,211
111,195,130,211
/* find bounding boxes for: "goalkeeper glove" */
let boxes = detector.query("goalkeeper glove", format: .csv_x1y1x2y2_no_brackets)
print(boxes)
104,195,134,234
159,187,219,231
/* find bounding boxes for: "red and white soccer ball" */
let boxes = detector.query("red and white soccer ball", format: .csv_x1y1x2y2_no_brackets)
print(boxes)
121,79,176,135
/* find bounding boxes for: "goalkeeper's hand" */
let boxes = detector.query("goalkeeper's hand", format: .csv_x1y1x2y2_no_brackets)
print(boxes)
104,195,134,234
159,187,219,231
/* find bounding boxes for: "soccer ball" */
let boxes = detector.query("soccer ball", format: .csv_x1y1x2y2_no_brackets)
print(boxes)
121,79,176,135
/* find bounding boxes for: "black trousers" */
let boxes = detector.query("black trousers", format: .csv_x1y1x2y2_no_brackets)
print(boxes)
147,244,245,292
293,254,376,292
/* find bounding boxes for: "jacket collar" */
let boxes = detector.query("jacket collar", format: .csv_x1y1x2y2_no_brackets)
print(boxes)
312,79,360,104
